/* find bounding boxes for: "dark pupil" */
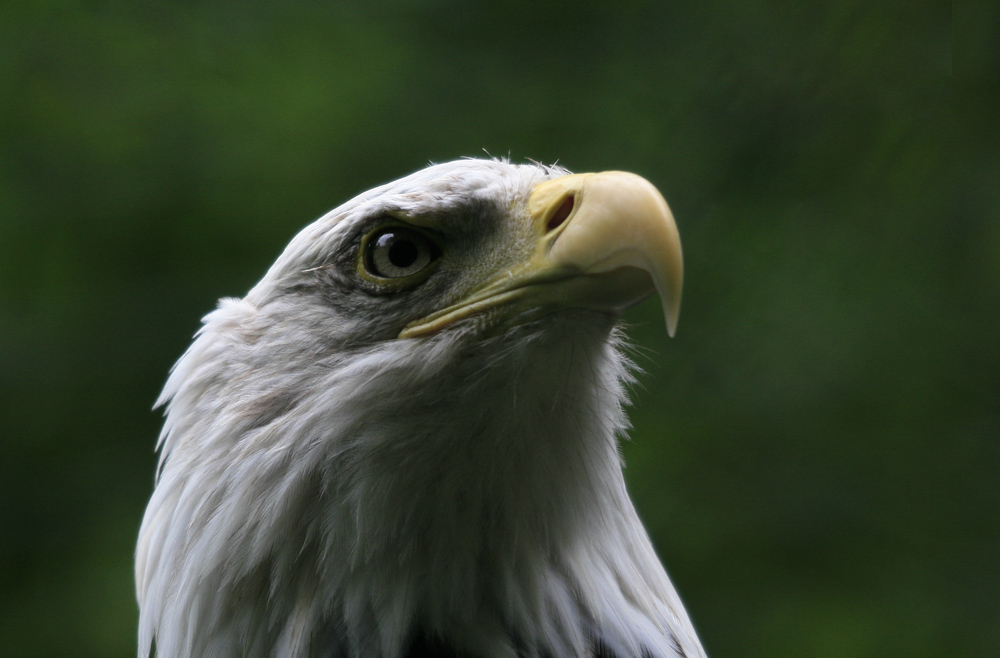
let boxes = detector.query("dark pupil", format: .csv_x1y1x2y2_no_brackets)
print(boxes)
387,238,419,268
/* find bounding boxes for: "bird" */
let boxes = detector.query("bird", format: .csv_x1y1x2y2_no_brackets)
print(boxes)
136,158,705,658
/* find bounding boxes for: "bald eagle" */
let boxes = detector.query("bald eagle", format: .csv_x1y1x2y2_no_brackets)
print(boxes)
136,159,705,658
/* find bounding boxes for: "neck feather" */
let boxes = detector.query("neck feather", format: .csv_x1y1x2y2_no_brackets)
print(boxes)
137,304,702,658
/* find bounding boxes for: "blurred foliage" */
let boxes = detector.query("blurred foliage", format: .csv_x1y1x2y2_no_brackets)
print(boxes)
0,2,990,658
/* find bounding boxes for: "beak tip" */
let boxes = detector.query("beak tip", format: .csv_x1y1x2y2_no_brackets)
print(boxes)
663,297,680,338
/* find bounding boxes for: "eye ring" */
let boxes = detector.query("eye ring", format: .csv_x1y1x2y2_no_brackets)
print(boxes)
359,225,441,288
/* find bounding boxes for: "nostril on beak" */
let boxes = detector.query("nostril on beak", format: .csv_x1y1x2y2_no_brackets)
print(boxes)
546,195,575,233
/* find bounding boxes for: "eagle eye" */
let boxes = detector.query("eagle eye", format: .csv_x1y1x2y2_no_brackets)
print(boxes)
360,226,440,287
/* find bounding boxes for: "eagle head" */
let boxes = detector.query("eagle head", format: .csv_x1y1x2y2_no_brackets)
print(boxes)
136,159,704,658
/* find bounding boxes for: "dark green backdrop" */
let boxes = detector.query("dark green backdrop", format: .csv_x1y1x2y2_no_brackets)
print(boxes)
1,2,991,657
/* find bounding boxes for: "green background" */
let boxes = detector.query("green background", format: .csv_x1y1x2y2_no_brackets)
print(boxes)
0,2,991,657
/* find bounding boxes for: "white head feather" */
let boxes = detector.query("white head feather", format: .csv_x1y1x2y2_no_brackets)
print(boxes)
136,160,706,658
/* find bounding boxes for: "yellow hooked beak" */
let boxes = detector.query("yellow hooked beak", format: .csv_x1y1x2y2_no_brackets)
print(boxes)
399,171,683,338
